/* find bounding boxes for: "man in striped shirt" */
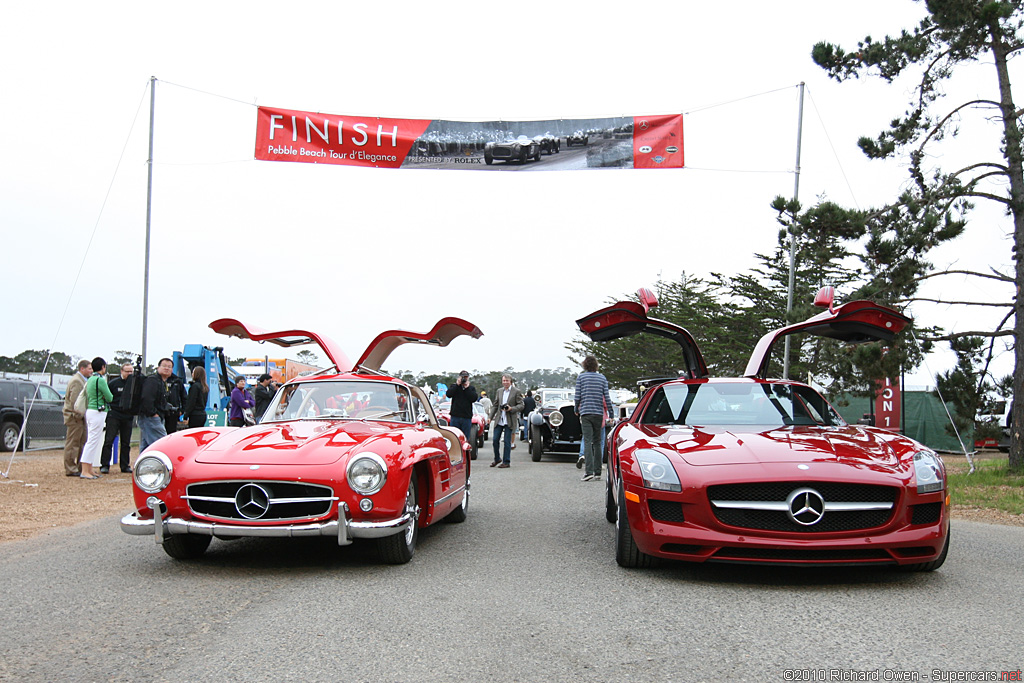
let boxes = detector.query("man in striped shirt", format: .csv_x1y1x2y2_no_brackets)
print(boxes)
574,355,613,482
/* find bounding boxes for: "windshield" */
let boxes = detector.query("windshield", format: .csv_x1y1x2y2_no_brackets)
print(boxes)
263,380,413,423
639,382,845,428
539,390,573,405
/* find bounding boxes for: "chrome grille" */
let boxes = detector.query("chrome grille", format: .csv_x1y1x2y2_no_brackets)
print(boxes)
184,481,336,522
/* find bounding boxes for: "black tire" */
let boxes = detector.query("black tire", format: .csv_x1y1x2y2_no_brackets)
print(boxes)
605,475,617,523
161,534,212,560
484,151,493,165
530,424,544,462
2,420,24,452
377,476,419,564
446,477,469,524
469,425,479,460
616,480,653,568
902,529,950,572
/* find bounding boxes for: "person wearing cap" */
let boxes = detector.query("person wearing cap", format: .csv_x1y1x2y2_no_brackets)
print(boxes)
445,370,478,447
254,373,276,420
478,390,492,415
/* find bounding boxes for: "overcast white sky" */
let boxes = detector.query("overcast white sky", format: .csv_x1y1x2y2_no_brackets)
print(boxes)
0,1,1015,389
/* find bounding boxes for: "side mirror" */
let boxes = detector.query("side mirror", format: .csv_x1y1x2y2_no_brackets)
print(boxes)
813,286,835,311
638,287,659,312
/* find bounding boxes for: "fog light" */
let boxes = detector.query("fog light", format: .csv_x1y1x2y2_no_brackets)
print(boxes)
359,498,374,512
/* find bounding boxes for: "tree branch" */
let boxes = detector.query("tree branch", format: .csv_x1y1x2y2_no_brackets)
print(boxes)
919,330,1016,342
917,99,1003,151
899,297,1014,307
912,268,1014,284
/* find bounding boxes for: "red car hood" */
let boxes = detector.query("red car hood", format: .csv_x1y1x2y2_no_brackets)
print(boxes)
191,421,398,466
633,424,903,470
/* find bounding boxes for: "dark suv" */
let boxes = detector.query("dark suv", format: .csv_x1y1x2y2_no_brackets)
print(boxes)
0,378,65,451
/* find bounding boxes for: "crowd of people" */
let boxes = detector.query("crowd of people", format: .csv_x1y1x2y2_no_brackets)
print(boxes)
61,356,214,478
61,353,612,482
442,355,613,480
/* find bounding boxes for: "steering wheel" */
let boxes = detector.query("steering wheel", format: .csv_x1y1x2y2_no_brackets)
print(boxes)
356,405,394,418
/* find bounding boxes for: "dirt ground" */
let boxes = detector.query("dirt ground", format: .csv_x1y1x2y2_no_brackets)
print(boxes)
0,448,140,544
0,449,1020,545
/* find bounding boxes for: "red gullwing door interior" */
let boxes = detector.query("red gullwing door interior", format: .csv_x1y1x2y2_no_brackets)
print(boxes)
209,317,483,373
209,319,353,371
355,317,483,371
575,288,708,379
743,286,912,379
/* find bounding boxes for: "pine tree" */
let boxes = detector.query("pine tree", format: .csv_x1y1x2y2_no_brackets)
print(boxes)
813,0,1024,470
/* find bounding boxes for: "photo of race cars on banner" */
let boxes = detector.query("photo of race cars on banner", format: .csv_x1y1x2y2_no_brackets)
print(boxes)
400,116,666,171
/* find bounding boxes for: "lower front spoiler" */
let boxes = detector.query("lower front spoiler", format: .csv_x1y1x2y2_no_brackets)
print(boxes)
120,499,416,547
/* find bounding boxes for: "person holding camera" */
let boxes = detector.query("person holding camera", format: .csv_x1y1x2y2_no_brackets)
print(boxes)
445,370,478,444
487,374,524,468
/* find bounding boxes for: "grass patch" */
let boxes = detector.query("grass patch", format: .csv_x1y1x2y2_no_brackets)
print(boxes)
945,455,1024,516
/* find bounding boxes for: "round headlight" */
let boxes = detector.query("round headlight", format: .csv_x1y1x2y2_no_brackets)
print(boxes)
549,410,564,427
135,451,173,493
347,453,388,495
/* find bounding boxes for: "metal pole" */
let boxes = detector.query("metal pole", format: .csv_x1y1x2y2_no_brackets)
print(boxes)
142,77,156,370
782,82,805,380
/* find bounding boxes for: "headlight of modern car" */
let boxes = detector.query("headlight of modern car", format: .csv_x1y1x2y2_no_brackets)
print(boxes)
134,451,173,493
913,450,945,494
347,453,388,495
634,449,681,492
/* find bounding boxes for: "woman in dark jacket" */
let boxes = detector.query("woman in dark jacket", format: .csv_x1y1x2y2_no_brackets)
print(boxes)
183,366,209,429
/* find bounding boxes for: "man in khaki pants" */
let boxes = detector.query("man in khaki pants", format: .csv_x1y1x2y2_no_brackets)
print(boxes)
62,359,92,476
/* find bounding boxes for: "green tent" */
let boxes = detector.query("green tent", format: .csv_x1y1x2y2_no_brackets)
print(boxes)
832,391,968,453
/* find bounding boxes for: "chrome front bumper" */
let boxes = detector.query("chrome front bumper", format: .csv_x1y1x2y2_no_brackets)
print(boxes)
120,498,417,547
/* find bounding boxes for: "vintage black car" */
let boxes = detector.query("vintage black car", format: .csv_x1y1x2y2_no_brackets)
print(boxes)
484,135,542,164
527,387,582,461
566,131,588,147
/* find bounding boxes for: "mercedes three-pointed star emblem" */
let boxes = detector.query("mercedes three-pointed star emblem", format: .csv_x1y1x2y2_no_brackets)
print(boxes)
786,487,825,526
235,483,271,520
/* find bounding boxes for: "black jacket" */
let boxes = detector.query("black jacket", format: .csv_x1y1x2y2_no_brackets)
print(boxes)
523,395,536,416
254,383,275,420
140,374,168,418
445,382,478,419
183,381,208,420
165,374,187,415
106,376,131,419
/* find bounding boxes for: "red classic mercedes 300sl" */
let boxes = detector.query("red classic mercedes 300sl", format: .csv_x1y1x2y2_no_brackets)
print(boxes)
120,317,481,564
577,287,949,570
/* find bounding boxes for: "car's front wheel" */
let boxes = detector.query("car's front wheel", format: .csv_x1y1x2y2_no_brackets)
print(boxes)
377,476,419,564
469,424,479,460
161,534,212,560
902,529,950,572
616,480,653,568
605,475,617,523
446,478,469,524
1,420,24,452
530,424,543,462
